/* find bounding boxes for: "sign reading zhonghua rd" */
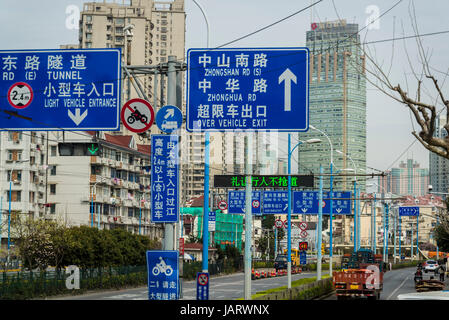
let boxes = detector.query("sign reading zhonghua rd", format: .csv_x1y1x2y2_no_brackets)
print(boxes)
0,49,121,130
186,48,309,131
214,175,314,188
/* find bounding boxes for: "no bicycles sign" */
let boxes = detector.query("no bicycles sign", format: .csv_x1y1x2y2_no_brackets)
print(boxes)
121,98,154,133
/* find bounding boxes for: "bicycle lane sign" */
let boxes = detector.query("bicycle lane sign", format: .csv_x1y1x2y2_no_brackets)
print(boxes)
146,250,179,300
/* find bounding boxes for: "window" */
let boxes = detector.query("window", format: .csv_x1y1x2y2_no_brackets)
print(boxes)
7,150,22,161
50,184,56,195
128,207,134,217
85,15,92,23
51,145,57,157
8,131,22,142
50,166,57,176
7,170,22,182
50,204,56,214
7,191,21,202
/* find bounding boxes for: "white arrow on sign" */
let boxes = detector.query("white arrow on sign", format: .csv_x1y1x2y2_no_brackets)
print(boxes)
301,208,308,213
336,208,342,213
68,108,88,126
278,68,297,112
164,108,174,119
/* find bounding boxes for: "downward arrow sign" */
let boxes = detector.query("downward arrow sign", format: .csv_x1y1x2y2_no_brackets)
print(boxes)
278,68,297,111
68,108,88,126
301,208,308,213
336,208,342,213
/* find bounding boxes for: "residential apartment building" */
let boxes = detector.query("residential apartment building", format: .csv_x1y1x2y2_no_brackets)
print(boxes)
298,20,367,192
0,131,48,246
45,131,162,238
378,159,429,196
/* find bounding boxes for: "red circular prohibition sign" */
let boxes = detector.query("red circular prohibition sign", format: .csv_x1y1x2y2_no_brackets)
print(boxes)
121,98,154,133
8,82,33,109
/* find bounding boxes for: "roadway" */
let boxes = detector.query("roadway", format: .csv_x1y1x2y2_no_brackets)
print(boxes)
46,271,321,300
323,266,448,300
46,267,448,301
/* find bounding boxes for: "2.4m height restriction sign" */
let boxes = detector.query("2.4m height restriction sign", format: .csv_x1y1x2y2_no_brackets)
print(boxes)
187,48,309,132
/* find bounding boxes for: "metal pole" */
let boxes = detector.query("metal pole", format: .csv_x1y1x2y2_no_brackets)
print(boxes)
382,203,386,262
275,226,278,257
139,205,142,235
373,194,376,253
398,215,402,261
203,131,210,272
416,216,419,260
394,207,397,264
244,132,253,300
353,180,357,252
7,179,12,251
317,165,323,280
411,221,414,260
329,162,333,276
357,187,361,251
287,134,292,288
385,203,389,262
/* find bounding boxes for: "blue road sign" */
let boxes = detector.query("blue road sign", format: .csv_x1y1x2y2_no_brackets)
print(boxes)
228,190,261,215
156,105,183,133
399,206,420,216
146,250,179,300
151,135,179,223
186,48,309,132
0,49,121,130
293,191,352,215
263,191,288,214
299,251,307,265
196,272,209,300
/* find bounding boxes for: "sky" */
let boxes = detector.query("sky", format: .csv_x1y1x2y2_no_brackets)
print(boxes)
1,0,449,174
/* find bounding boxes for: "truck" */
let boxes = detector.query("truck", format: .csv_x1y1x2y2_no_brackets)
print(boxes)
333,249,385,300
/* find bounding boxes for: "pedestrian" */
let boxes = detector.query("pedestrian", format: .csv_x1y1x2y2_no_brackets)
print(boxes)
439,266,445,282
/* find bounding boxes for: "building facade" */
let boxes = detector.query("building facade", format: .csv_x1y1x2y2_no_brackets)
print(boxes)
378,159,429,196
429,115,449,196
298,20,367,191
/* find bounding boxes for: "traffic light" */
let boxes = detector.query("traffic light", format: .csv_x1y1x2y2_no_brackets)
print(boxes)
58,142,101,156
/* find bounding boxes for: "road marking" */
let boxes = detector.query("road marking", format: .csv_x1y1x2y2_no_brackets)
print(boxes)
387,272,410,300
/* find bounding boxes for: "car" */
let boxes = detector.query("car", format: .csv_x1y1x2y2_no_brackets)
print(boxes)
274,254,288,271
423,260,439,273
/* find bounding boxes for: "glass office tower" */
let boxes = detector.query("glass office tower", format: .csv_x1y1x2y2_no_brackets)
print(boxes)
298,20,367,191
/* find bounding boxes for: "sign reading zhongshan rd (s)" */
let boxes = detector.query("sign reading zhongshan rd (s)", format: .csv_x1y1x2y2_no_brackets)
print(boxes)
214,175,314,188
186,48,309,131
0,49,121,130
151,135,179,223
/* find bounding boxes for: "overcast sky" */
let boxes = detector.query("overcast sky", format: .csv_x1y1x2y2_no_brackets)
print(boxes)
1,0,448,173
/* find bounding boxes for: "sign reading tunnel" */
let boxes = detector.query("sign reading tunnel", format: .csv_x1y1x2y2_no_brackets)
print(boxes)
0,48,121,131
186,48,309,132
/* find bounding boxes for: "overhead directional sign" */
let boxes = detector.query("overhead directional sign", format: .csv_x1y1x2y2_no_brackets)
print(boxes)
186,48,309,131
293,191,352,215
399,206,420,216
0,48,121,130
262,191,288,214
151,135,179,223
228,191,261,215
214,175,314,188
156,105,183,133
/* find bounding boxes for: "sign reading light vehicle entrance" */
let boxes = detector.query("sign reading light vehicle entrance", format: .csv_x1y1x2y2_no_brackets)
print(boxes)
186,48,309,132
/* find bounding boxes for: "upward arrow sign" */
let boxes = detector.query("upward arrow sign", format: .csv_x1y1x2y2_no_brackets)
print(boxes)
278,68,297,112
164,108,175,119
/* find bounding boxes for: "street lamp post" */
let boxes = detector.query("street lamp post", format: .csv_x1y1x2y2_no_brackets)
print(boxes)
336,150,358,252
309,125,334,275
288,135,321,288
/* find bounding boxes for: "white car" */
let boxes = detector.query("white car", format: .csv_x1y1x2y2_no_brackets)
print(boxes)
423,260,439,273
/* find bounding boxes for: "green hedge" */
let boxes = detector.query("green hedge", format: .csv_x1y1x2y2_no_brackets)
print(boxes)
391,260,422,270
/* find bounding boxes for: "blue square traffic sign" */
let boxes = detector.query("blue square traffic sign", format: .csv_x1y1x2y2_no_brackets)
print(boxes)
146,250,179,300
0,48,121,130
187,48,309,132
399,206,419,216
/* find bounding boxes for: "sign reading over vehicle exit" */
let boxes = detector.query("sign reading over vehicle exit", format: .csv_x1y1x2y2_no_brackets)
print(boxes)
186,48,309,132
0,49,121,130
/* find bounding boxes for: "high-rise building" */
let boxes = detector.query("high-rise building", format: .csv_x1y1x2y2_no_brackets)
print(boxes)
429,115,449,196
298,20,367,191
378,159,429,196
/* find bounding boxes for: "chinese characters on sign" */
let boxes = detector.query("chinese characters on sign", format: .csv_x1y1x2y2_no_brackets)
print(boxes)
228,191,262,215
146,250,179,300
214,175,314,188
293,191,352,215
399,206,420,216
187,48,309,131
263,191,288,214
0,49,121,130
151,135,179,223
